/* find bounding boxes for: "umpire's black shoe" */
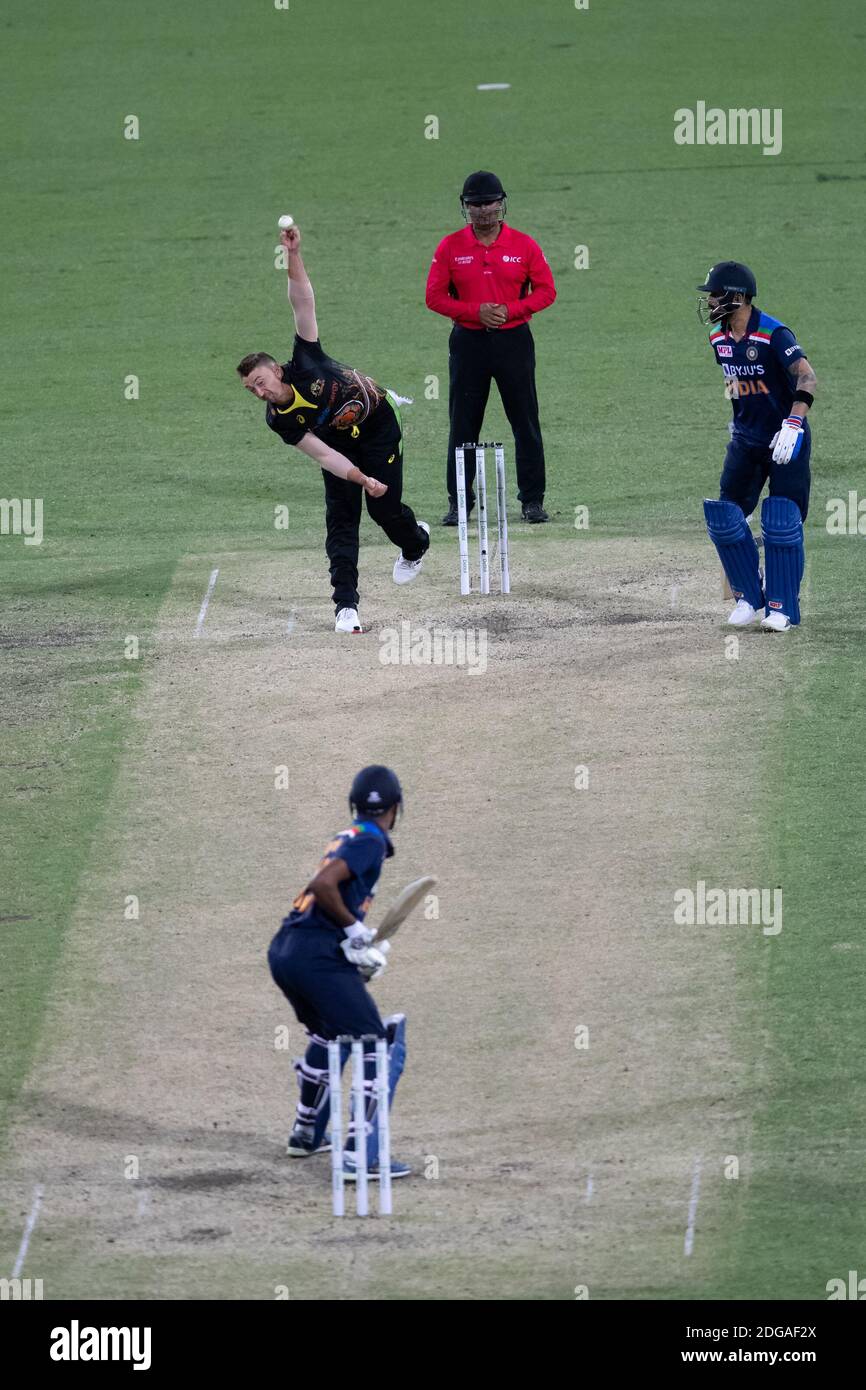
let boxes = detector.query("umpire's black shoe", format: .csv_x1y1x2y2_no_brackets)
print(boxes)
442,501,472,526
522,501,549,524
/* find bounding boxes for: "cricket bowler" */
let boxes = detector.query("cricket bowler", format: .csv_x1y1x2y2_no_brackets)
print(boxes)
267,766,410,1182
699,261,818,631
238,224,429,633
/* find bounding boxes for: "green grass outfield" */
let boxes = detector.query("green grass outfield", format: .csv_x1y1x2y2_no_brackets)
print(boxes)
2,0,865,1299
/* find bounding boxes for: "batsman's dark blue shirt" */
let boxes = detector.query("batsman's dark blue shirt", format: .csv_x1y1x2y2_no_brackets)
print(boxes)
281,820,394,932
709,306,807,446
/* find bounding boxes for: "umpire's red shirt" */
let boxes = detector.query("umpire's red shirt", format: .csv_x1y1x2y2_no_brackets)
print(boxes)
425,223,556,330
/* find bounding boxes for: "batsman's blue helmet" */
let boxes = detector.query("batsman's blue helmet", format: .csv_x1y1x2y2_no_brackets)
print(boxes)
349,765,403,818
697,261,757,323
696,261,757,299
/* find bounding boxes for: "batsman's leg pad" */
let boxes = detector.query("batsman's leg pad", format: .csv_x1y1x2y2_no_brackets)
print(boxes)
761,495,805,624
363,1014,407,1167
703,499,764,609
301,1033,343,1148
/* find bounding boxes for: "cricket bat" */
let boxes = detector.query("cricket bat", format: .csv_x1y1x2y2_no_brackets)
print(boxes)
374,876,438,942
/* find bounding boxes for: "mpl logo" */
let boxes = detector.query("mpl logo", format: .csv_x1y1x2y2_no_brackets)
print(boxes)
717,345,733,358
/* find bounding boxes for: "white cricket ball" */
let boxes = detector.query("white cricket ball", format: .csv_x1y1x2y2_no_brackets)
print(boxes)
278,214,295,230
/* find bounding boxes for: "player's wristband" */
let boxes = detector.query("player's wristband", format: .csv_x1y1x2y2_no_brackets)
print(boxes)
793,390,814,409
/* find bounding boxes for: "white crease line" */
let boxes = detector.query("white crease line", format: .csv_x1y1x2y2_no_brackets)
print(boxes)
11,1183,44,1278
684,1155,702,1257
477,83,511,90
584,1174,594,1204
669,584,679,608
136,1190,150,1219
194,568,220,637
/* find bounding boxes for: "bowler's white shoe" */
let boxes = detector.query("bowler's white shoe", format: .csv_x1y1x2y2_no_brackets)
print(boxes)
335,607,363,633
393,522,430,585
760,611,792,632
728,599,758,627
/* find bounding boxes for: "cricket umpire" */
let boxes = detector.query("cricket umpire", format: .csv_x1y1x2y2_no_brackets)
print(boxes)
425,171,556,525
238,223,429,634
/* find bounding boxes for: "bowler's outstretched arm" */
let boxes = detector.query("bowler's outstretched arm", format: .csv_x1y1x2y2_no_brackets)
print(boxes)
281,225,319,341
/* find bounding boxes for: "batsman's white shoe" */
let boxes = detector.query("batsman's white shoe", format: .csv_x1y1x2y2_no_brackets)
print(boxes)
728,599,758,627
760,611,792,632
335,607,363,633
392,522,429,585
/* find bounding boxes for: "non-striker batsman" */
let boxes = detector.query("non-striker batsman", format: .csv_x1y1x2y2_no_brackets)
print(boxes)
699,261,818,631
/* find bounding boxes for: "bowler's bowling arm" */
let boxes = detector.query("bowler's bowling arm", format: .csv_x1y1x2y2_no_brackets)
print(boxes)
286,246,319,342
295,431,377,490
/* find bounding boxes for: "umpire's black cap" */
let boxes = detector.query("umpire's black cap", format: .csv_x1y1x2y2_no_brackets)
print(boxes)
461,170,506,203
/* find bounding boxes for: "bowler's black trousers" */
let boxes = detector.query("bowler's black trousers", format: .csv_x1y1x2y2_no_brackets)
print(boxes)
322,404,428,612
446,322,546,506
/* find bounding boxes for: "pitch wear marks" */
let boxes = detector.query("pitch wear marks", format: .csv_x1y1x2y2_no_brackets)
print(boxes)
266,335,391,449
709,307,807,446
425,223,556,330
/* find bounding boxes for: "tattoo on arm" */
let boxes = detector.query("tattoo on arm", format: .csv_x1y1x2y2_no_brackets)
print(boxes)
789,357,817,392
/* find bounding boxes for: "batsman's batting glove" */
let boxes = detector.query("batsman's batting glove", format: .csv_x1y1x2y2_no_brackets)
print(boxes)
340,937,389,979
342,920,375,946
771,416,805,464
358,942,391,983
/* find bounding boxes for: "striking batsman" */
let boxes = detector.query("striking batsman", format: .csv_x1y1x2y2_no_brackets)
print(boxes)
267,766,410,1183
698,261,818,631
238,223,429,634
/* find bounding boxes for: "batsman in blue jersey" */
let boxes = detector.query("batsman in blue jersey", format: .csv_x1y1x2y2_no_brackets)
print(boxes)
268,766,410,1181
698,262,818,631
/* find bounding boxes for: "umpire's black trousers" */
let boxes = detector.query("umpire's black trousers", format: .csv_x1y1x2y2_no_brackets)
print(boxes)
446,322,546,506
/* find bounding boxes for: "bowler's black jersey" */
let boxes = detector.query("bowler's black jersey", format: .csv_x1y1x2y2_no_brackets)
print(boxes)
266,335,393,450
